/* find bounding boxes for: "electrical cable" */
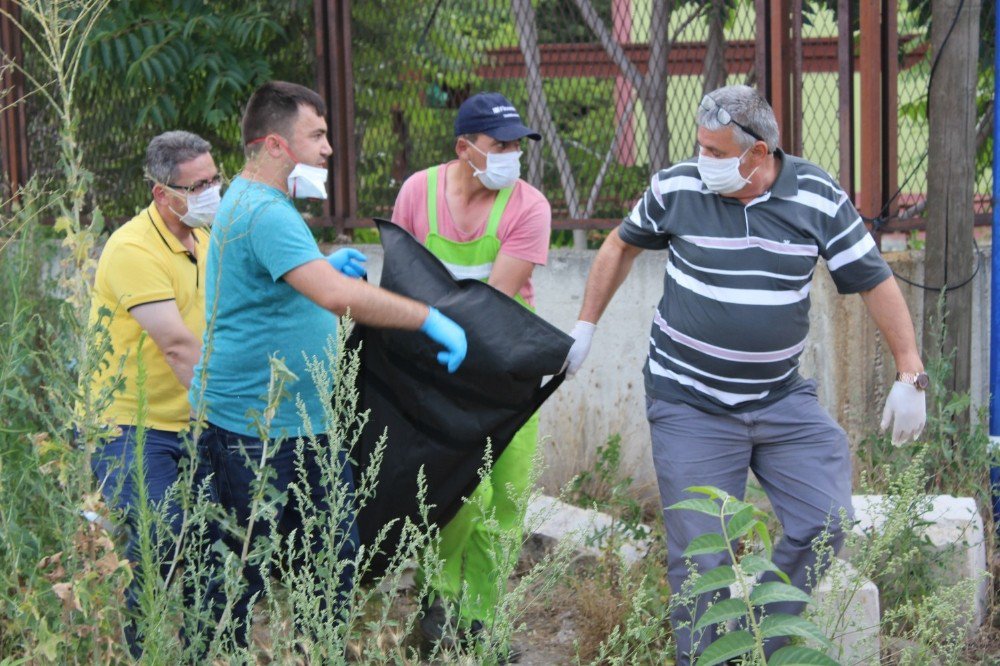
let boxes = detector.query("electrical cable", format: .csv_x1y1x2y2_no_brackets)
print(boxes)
865,0,982,293
867,0,967,229
416,0,446,53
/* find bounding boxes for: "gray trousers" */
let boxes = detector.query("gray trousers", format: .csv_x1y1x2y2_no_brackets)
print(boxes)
648,380,854,665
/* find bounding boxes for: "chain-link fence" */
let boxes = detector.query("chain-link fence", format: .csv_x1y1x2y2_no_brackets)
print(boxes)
21,0,316,221
895,0,994,220
5,0,991,229
355,0,761,225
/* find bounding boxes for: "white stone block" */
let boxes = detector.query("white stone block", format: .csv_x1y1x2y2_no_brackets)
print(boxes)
723,561,880,664
851,494,987,628
807,559,882,665
523,494,653,566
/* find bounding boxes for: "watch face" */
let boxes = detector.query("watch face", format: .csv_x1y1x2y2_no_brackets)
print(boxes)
915,373,930,390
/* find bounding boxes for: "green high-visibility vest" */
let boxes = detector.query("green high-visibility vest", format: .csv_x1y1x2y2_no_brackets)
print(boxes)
425,164,530,309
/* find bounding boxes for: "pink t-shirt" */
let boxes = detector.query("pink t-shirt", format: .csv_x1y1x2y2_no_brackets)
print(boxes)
390,161,551,305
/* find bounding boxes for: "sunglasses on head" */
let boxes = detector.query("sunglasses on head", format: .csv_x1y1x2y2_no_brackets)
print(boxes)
700,95,765,143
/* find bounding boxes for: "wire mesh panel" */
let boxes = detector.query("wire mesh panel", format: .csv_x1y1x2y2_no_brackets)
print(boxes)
353,0,760,225
799,2,840,180
895,0,993,220
21,1,316,222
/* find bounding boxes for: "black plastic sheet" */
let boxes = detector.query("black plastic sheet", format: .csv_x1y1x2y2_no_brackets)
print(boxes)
349,219,572,575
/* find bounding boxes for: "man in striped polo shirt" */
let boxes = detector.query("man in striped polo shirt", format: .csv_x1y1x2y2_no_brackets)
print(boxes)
564,85,927,663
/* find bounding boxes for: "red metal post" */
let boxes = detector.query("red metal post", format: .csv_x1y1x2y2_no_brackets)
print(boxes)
612,0,635,166
0,0,30,203
314,0,357,234
790,0,803,155
858,0,883,228
755,0,770,95
769,0,794,150
882,0,899,221
837,0,854,197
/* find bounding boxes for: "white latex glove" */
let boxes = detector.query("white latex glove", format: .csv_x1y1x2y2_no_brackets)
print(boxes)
879,381,926,446
563,320,596,377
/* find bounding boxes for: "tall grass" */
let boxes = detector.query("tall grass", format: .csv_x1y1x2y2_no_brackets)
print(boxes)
1,2,996,664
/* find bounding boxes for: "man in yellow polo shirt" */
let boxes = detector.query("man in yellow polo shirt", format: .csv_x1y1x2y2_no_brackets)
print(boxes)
88,130,220,656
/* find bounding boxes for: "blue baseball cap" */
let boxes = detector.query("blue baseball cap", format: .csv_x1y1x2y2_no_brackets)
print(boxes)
454,92,541,141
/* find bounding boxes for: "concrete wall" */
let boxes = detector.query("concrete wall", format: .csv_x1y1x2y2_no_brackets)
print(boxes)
334,243,993,500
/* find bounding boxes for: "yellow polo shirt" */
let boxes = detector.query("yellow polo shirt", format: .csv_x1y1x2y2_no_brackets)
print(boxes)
88,204,208,432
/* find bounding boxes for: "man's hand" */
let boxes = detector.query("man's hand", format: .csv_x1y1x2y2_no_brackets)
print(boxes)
879,381,926,445
326,248,367,278
564,320,596,376
420,307,467,373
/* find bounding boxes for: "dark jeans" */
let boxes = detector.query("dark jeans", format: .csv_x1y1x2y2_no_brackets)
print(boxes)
91,425,220,654
199,423,360,644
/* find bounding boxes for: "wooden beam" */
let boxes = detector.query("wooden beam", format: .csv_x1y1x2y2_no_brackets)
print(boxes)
922,0,982,400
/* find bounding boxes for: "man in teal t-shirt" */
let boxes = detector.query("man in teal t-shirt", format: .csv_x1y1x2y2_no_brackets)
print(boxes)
191,80,468,646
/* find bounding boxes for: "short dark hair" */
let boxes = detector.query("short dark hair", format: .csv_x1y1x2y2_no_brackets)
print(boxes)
241,81,326,156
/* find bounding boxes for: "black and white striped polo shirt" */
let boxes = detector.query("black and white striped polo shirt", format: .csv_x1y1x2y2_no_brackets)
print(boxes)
618,149,892,414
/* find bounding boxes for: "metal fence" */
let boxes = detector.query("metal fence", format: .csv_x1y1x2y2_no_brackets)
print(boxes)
354,0,763,227
0,0,992,236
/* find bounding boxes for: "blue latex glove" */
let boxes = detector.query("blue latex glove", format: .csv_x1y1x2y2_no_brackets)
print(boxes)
420,307,467,373
326,248,367,278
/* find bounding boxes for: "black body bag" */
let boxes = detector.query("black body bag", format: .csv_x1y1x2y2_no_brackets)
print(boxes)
347,219,572,577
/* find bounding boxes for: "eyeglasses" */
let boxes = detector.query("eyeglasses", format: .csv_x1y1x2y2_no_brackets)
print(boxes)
699,95,765,143
164,174,223,194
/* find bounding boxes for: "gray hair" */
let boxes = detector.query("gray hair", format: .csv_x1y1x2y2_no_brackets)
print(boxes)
145,130,212,184
697,85,780,152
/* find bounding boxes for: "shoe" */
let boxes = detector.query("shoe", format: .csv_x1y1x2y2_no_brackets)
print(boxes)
418,596,461,650
464,620,522,664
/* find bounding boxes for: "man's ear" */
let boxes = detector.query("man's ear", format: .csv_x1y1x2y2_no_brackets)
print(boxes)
151,182,169,206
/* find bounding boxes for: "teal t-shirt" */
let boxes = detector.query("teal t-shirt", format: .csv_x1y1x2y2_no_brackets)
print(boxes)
190,176,336,438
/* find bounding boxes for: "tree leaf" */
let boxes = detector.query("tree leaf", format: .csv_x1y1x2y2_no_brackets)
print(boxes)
749,581,812,607
684,533,729,557
684,485,729,500
669,498,722,516
694,630,755,666
759,614,832,647
693,598,748,632
754,522,773,558
739,554,789,583
726,504,758,540
689,566,736,596
767,645,839,665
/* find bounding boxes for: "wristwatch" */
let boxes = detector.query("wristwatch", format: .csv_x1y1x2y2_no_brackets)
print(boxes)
896,371,930,390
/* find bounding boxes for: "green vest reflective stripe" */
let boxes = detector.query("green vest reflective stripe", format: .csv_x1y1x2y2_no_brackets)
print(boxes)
425,164,529,308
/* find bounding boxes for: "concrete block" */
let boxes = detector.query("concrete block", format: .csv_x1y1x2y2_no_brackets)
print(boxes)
807,559,882,665
851,494,987,628
724,561,879,664
523,494,653,566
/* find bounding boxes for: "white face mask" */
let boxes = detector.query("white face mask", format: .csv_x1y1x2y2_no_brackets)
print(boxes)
697,147,757,195
177,184,221,228
287,163,329,199
467,142,521,190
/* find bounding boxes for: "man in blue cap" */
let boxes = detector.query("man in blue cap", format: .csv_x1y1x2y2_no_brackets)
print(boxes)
391,91,552,660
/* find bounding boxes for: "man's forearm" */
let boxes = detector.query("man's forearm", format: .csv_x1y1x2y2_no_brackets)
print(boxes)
337,278,430,329
164,340,201,389
578,228,641,323
860,277,923,372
